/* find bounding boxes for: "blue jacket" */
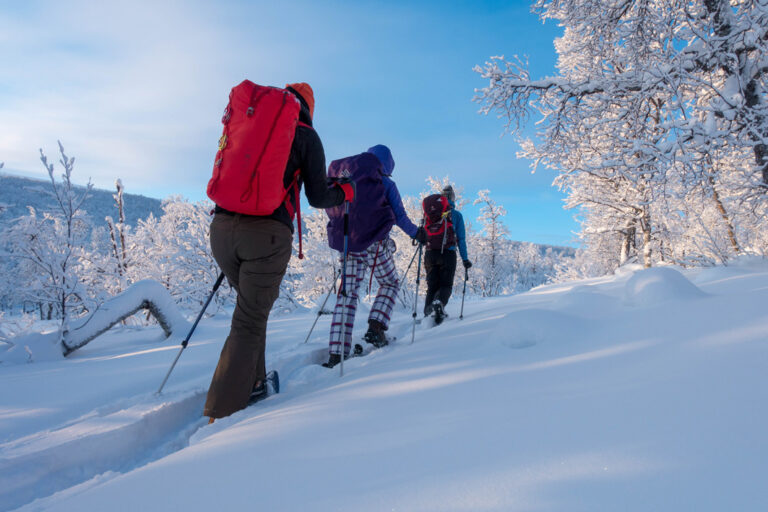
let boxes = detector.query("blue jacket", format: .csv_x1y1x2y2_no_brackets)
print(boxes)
447,202,468,261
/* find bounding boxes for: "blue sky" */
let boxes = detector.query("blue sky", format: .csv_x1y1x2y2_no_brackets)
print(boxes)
0,0,579,246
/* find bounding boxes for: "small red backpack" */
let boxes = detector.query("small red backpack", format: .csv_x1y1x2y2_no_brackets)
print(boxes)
422,193,457,252
207,80,304,216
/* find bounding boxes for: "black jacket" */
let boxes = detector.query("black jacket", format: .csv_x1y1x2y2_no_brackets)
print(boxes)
215,98,345,231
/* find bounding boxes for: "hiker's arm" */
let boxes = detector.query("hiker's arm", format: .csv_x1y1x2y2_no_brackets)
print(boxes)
453,210,469,260
384,177,418,238
300,129,345,208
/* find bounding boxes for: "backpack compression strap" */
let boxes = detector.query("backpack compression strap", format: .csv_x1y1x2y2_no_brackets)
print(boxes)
282,121,314,260
283,169,304,259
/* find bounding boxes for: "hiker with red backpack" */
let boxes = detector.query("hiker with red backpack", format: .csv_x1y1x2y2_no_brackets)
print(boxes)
203,81,353,421
323,144,427,368
422,184,471,325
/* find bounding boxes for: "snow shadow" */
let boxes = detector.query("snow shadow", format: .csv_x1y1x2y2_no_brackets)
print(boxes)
0,391,206,512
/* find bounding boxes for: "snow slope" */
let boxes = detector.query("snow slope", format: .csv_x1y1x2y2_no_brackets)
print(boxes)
1,260,767,511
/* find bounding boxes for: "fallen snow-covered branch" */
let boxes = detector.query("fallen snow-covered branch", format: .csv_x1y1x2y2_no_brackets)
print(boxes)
62,280,191,356
0,280,191,364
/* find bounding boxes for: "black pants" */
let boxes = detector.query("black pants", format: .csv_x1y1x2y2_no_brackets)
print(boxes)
204,214,292,419
424,249,457,315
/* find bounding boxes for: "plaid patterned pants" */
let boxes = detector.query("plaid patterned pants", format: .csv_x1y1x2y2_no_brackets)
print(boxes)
329,238,400,356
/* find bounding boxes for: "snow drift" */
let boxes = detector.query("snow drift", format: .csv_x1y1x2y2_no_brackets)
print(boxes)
1,260,767,511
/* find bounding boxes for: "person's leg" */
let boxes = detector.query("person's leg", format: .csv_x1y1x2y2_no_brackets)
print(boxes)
204,217,292,419
423,250,440,315
367,240,400,330
328,252,365,357
437,249,458,306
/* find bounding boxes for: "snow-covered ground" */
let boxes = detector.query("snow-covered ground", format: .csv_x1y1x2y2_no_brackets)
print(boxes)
1,260,767,511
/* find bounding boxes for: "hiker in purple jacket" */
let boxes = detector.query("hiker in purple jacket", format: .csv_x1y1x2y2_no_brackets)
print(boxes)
323,144,426,368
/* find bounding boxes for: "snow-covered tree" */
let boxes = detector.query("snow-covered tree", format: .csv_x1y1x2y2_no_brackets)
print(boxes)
105,179,130,292
472,189,510,296
131,197,231,311
289,208,340,307
0,142,93,334
474,0,768,273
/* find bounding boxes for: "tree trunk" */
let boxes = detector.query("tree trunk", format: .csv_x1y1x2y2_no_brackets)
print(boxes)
619,224,635,265
641,212,652,268
708,177,741,255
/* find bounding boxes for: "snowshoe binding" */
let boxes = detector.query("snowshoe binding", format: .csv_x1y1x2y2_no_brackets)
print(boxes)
322,353,349,368
248,370,279,404
431,300,446,326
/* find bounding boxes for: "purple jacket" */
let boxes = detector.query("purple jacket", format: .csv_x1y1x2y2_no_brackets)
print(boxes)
326,152,395,252
367,145,418,239
382,176,418,238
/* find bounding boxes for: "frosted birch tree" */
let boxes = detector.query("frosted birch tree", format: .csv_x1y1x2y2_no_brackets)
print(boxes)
0,142,92,334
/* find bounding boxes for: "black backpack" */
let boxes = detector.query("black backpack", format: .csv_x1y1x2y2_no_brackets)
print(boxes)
422,194,456,251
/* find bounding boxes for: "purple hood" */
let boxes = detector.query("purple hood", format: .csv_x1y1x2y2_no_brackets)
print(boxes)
366,144,395,176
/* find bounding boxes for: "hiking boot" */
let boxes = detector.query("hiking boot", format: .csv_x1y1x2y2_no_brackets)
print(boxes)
322,353,349,368
364,319,389,348
432,300,446,325
248,379,267,404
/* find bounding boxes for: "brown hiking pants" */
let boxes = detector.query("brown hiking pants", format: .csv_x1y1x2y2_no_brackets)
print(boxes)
203,213,292,419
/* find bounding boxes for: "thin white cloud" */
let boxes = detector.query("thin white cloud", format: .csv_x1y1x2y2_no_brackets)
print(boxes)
0,0,263,195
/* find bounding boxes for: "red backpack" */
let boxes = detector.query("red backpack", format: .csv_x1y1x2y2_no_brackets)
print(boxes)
207,80,305,217
422,194,456,251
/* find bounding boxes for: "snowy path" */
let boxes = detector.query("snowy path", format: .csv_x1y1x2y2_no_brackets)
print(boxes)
1,391,206,512
2,261,768,511
0,306,465,511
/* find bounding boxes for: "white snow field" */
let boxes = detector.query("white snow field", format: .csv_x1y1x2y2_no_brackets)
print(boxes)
1,259,767,511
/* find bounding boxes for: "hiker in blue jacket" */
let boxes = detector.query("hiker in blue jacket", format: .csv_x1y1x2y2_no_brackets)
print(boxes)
423,184,471,324
323,144,426,368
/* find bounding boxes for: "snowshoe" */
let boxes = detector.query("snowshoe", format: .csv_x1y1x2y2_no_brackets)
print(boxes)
432,300,446,326
248,370,279,404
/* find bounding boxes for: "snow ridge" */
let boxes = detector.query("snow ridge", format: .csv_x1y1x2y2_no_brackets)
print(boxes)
0,390,206,512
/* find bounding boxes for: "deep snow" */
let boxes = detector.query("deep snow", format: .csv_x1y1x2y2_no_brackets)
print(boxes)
1,260,767,511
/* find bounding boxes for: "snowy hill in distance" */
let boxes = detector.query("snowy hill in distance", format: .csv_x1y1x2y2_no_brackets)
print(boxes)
1,258,766,511
0,172,163,227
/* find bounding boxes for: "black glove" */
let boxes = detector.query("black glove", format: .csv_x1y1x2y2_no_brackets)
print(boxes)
463,259,472,269
414,226,427,245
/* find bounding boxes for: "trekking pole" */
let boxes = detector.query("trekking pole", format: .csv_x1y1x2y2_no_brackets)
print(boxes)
403,243,419,277
339,200,351,377
410,241,424,344
459,268,468,320
156,272,225,394
303,269,341,343
395,245,420,308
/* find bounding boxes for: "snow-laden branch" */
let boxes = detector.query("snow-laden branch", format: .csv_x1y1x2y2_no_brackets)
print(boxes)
0,280,191,364
62,280,191,355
